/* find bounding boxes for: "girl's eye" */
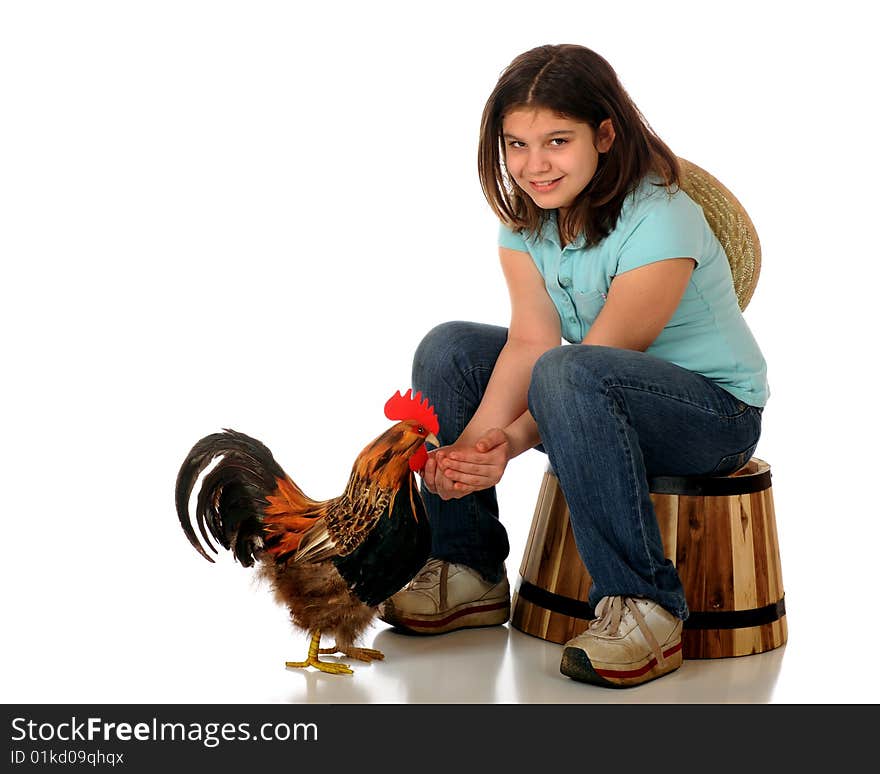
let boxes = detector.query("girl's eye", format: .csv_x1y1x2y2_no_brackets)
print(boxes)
507,140,525,149
549,137,568,146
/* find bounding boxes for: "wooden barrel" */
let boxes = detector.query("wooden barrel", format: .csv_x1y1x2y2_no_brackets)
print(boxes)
511,457,787,659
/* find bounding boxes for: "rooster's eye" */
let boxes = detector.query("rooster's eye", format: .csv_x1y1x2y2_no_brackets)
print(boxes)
417,425,425,435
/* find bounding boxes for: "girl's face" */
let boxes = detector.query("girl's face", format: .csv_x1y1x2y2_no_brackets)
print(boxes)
502,107,614,214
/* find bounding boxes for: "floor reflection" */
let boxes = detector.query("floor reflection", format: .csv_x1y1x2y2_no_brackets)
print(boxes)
668,646,786,703
273,620,786,704
371,625,511,703
505,627,786,704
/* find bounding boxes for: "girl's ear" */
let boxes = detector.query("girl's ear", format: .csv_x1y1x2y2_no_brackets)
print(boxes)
595,119,616,153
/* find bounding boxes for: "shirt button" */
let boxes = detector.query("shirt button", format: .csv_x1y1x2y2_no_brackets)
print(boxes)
569,316,577,323
560,276,571,287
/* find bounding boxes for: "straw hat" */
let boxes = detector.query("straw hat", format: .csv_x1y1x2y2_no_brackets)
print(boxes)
678,158,761,310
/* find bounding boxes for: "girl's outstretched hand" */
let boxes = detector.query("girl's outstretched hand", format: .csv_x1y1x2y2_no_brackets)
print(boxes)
420,448,471,500
436,428,512,495
420,449,441,495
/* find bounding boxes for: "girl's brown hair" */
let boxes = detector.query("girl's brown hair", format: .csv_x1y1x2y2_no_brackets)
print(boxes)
478,44,680,246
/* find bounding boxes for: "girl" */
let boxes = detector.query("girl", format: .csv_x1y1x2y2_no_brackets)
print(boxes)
379,44,767,688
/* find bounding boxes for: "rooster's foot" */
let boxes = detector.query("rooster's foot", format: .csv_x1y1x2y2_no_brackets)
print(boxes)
285,629,354,675
319,645,385,662
285,656,353,675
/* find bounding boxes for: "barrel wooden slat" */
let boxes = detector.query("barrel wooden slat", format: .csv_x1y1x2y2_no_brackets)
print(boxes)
509,593,541,638
539,496,569,593
520,473,554,581
548,526,586,642
541,508,575,643
654,494,679,564
726,495,758,610
676,497,706,622
730,494,760,656
706,493,734,611
513,472,550,639
681,493,731,658
681,492,726,658
764,487,784,598
511,457,787,659
732,492,758,612
769,618,788,653
750,489,772,612
512,469,593,643
760,486,787,654
734,624,763,656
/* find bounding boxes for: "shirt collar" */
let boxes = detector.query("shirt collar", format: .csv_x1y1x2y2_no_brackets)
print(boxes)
544,210,586,250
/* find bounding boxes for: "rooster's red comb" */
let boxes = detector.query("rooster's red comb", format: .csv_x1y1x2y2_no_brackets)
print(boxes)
384,389,439,435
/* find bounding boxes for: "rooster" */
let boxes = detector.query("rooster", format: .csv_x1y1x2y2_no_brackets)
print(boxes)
175,389,439,675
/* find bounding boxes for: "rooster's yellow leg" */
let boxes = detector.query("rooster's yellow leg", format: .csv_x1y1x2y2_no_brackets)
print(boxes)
285,630,353,675
319,644,385,662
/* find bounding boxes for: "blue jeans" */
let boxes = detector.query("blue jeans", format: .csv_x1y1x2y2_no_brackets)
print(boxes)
411,321,764,619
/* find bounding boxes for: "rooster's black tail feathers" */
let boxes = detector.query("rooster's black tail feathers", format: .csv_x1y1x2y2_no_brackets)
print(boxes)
175,429,287,567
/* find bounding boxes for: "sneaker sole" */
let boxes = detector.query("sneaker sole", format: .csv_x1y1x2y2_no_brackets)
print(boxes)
560,641,683,688
379,598,510,635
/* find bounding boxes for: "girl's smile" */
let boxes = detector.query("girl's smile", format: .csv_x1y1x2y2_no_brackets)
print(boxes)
529,177,563,192
502,107,614,215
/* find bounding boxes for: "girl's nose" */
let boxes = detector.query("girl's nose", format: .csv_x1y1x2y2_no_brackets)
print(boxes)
525,150,551,175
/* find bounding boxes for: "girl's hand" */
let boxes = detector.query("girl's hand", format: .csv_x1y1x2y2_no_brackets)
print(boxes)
421,449,472,500
436,428,512,493
420,449,440,495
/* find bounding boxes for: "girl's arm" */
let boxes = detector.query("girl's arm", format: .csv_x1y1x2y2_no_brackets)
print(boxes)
582,258,695,350
429,246,560,498
458,246,562,442
437,256,696,496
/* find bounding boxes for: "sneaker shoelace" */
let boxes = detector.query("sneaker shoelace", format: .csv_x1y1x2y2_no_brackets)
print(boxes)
405,558,447,590
589,596,667,667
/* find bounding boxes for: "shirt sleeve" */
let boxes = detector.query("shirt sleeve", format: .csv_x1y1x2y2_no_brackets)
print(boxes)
615,190,707,275
498,222,530,252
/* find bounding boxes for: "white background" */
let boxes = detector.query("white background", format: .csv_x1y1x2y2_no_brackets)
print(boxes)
2,0,877,703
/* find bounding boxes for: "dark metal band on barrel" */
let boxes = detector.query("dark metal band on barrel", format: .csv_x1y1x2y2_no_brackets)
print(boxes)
647,468,772,496
545,466,772,496
515,579,785,630
684,597,786,629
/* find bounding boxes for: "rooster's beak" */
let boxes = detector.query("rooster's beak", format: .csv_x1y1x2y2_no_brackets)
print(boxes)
425,432,440,448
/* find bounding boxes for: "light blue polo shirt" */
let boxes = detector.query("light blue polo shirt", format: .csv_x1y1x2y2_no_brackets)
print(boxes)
498,175,769,407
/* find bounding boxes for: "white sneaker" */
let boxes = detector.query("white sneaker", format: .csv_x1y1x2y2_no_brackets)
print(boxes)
560,596,683,688
378,558,510,634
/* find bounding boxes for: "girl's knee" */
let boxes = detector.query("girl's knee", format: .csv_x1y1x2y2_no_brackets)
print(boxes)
528,346,571,414
530,346,567,389
528,345,611,413
412,321,503,386
413,322,468,379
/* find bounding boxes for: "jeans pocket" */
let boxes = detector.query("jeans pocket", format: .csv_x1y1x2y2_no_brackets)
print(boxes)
710,442,758,475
